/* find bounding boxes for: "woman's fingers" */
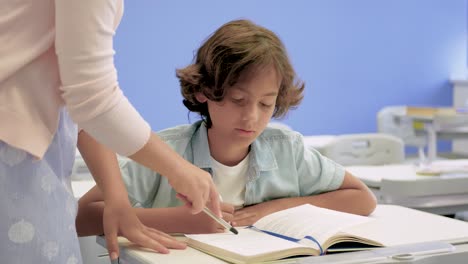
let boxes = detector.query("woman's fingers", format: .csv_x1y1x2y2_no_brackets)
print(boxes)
145,227,187,250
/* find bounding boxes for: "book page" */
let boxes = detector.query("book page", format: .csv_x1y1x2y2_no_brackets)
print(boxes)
186,227,313,257
342,205,468,247
253,204,373,245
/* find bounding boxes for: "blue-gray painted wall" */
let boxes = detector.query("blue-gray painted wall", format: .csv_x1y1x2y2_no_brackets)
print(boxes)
114,0,467,142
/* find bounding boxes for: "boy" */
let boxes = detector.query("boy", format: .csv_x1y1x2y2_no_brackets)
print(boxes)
76,19,376,236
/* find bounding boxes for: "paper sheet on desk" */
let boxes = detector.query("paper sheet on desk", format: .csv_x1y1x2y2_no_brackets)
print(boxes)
416,160,468,177
347,160,468,183
346,165,421,187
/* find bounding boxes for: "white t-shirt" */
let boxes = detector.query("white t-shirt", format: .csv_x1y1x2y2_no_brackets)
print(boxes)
211,153,250,208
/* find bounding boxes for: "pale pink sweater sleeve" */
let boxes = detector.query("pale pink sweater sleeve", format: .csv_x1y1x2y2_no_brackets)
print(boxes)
55,0,150,156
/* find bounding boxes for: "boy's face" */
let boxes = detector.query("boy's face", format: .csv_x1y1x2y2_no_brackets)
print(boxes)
201,65,280,149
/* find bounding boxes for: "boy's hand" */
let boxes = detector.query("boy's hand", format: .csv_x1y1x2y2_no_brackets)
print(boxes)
103,200,186,260
211,202,235,231
176,202,235,233
232,200,285,227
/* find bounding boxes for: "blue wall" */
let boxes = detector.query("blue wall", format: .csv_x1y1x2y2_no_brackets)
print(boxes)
114,0,467,137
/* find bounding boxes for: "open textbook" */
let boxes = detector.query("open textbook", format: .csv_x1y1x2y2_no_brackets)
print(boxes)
185,204,468,264
186,204,376,263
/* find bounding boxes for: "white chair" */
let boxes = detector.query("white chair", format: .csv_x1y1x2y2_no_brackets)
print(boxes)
321,133,405,166
303,135,337,154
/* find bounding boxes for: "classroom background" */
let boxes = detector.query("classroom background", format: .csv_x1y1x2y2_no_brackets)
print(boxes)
75,2,468,262
113,0,467,152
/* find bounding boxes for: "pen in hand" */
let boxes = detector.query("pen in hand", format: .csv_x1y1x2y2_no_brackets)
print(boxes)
176,192,238,234
202,206,239,235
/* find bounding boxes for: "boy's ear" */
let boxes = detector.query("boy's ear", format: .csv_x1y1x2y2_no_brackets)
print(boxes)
195,92,208,103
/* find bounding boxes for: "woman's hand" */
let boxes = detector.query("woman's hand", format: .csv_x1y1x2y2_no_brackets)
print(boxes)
129,132,222,217
103,199,187,260
178,202,235,233
169,162,221,216
78,131,186,260
206,202,235,232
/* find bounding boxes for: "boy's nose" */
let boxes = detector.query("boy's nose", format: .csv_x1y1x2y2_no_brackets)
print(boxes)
241,104,258,121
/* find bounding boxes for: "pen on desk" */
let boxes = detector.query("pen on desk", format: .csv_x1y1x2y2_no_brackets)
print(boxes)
202,206,239,235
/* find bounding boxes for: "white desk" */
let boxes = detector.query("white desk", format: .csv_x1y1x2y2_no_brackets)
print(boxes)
393,108,468,164
71,180,96,198
96,205,468,264
97,238,468,264
100,237,228,264
295,242,468,264
347,160,468,215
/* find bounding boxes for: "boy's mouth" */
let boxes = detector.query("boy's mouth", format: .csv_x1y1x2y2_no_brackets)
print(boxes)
236,128,255,134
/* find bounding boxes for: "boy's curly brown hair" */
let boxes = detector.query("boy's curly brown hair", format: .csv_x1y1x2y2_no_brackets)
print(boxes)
176,19,304,128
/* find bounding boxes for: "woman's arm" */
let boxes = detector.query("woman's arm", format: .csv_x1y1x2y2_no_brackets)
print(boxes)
232,171,377,226
56,0,219,258
128,132,221,215
55,0,220,217
77,131,186,255
77,187,235,236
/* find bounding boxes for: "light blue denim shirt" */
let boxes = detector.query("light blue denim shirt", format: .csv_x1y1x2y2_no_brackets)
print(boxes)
121,121,345,208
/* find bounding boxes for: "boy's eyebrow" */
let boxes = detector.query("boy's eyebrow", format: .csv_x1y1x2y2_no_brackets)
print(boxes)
262,91,278,97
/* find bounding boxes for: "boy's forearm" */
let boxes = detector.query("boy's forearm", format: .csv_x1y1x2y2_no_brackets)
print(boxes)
293,171,377,216
285,189,376,216
134,207,212,234
76,201,105,237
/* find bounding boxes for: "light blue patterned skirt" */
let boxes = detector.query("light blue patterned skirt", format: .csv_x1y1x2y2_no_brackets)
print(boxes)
0,109,82,264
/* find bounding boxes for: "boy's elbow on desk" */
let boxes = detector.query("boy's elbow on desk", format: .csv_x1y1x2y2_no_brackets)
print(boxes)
360,190,377,216
342,171,377,216
342,188,377,217
359,187,377,216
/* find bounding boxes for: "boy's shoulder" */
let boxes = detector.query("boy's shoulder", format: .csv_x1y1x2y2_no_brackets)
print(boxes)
254,126,307,161
157,122,201,142
259,125,302,141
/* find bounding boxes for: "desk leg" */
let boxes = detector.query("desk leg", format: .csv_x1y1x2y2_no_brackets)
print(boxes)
425,123,437,164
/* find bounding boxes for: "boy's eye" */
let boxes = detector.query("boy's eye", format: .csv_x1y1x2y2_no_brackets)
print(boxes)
231,98,244,103
260,102,274,108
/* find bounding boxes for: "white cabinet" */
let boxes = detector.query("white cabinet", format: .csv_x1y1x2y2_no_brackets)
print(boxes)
452,79,468,155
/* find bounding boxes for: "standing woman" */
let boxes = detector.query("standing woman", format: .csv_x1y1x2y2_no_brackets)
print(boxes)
0,0,221,263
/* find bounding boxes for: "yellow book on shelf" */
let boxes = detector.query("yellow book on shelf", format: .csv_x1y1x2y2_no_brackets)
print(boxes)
404,107,468,132
406,107,457,118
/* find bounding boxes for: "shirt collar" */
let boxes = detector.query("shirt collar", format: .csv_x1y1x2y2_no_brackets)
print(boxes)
190,122,278,172
191,121,212,169
250,134,278,172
